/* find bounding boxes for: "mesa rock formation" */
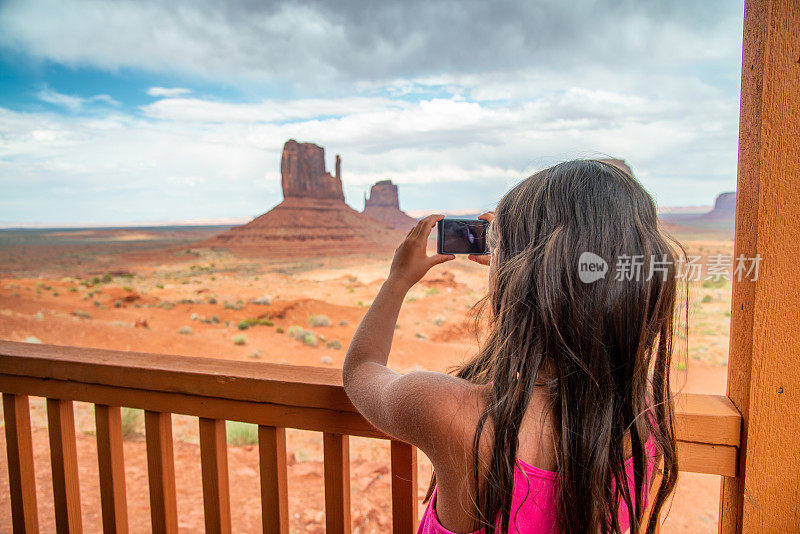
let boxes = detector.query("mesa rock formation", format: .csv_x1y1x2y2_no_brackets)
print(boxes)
362,179,417,231
204,140,401,256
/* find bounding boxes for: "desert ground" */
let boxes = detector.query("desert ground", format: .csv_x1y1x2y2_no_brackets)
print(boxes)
0,225,734,533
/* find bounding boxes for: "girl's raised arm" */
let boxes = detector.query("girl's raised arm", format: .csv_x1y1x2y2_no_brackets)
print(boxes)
342,215,471,451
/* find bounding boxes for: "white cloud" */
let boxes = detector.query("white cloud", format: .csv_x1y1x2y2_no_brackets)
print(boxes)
146,87,191,97
0,65,740,223
36,87,118,110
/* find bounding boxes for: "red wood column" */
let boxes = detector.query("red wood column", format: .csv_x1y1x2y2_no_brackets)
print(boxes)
719,0,800,532
3,393,39,533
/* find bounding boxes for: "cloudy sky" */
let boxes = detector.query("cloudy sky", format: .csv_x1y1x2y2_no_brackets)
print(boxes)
0,0,744,225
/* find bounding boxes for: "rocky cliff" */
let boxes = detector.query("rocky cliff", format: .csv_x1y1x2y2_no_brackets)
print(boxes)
202,140,401,256
281,140,344,201
362,180,416,231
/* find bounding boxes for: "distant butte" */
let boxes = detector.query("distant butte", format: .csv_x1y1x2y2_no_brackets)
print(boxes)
362,179,417,231
203,140,401,256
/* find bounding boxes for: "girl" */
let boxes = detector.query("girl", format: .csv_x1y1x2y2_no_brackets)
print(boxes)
343,160,681,533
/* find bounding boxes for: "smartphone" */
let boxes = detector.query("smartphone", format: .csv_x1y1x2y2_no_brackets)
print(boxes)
437,218,490,255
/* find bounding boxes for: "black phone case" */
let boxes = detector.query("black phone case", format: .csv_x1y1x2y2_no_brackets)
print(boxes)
437,218,490,255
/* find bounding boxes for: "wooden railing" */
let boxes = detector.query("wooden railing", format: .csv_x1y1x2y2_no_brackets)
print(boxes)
0,340,741,533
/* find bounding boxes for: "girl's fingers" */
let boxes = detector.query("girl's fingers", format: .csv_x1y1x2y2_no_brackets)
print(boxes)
478,211,495,223
468,254,491,266
429,254,455,266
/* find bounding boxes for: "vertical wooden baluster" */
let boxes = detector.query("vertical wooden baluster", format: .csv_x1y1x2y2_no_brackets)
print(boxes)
47,398,83,533
95,405,129,533
3,393,39,533
258,425,289,534
198,418,231,534
390,440,418,532
144,411,178,534
323,432,351,534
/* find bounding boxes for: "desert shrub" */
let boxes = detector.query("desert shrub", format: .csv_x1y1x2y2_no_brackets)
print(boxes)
276,327,284,333
207,297,218,304
68,286,77,292
190,313,199,320
224,300,244,310
425,287,440,296
248,351,261,359
326,340,342,350
179,298,195,304
72,310,91,319
286,325,318,347
701,295,713,303
415,332,428,341
433,315,446,326
307,315,331,327
701,278,728,289
110,320,131,328
320,355,333,365
233,334,247,345
101,273,113,283
24,336,42,344
122,286,133,292
120,408,142,439
157,301,174,310
251,296,272,306
238,317,273,330
34,312,43,320
226,422,258,446
338,319,349,326
301,332,317,347
155,283,164,289
675,362,687,371
178,326,193,335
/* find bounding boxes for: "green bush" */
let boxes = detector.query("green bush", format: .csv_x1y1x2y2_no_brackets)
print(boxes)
178,326,193,335
233,334,247,346
227,422,258,446
120,408,142,439
286,325,318,347
326,339,342,350
701,295,713,303
338,319,349,326
72,310,91,319
307,315,332,327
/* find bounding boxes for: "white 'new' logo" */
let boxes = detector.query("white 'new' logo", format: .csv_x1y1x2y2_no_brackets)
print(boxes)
578,252,608,283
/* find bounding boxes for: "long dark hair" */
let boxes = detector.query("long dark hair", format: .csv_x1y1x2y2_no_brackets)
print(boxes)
424,160,682,533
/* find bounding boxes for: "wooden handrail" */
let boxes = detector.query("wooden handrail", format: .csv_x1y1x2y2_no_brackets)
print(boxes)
0,340,742,531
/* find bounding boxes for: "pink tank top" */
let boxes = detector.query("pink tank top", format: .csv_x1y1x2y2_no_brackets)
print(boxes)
417,435,658,534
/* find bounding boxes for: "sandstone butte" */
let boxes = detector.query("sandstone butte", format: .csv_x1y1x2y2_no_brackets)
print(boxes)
203,140,403,256
362,179,417,231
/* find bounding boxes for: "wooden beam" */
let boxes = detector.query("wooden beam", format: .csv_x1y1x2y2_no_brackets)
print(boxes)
144,411,178,534
390,440,418,532
3,393,39,533
47,398,83,533
198,418,232,534
259,426,289,534
323,433,351,533
720,0,800,532
95,405,129,534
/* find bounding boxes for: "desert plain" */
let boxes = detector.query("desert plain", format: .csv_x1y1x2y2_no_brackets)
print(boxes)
0,220,737,533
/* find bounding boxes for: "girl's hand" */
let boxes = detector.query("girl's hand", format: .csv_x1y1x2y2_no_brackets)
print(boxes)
467,211,495,266
388,214,454,291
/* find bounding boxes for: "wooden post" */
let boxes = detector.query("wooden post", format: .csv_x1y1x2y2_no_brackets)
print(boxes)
259,425,289,534
47,398,83,533
390,440,418,532
323,432,351,534
719,0,800,532
95,405,129,533
144,411,178,534
3,393,39,533
198,418,232,534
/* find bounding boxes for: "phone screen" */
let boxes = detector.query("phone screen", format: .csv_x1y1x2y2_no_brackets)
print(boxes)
438,219,489,254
